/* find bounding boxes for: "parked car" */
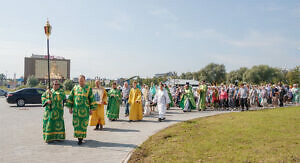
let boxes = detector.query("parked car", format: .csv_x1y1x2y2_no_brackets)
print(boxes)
0,89,7,97
6,88,46,107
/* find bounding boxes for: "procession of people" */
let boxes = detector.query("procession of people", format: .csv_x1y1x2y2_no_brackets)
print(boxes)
41,75,300,144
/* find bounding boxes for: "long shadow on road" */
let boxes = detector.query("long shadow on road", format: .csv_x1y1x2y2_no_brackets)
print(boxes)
10,105,42,108
139,119,182,123
101,128,140,133
49,140,137,149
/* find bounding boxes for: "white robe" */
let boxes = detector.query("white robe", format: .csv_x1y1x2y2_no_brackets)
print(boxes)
144,91,152,116
153,89,170,119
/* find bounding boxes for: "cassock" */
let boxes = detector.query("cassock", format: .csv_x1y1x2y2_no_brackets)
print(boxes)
128,88,143,121
107,88,121,120
66,84,97,138
153,89,170,119
41,88,66,142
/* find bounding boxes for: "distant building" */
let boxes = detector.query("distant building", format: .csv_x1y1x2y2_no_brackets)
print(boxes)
154,72,175,78
164,79,199,87
24,54,70,83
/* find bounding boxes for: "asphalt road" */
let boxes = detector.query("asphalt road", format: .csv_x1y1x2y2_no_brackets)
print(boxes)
0,97,227,163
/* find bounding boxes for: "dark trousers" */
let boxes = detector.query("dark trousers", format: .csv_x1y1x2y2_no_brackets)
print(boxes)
235,98,240,108
228,97,234,108
124,98,129,115
279,97,284,107
240,98,248,110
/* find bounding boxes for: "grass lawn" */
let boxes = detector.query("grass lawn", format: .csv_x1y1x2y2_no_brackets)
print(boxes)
129,106,300,162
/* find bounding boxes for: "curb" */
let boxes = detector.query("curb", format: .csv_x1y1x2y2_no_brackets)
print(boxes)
121,111,232,163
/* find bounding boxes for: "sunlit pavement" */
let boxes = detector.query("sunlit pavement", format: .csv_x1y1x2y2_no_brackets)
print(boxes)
0,98,229,163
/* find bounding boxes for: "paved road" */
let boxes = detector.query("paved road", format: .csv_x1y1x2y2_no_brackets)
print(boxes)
0,97,228,163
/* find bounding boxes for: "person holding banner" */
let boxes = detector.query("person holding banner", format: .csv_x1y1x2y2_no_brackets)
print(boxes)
89,80,107,130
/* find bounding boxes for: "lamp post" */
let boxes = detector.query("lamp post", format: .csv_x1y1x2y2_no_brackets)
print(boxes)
44,19,52,90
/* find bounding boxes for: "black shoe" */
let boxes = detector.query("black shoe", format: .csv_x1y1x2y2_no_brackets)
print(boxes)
183,110,187,112
94,124,100,130
162,118,166,120
78,138,83,145
45,140,54,144
158,118,162,122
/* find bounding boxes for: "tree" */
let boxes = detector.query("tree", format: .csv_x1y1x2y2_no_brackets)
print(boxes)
243,65,285,84
184,72,194,80
63,79,74,91
180,73,186,79
198,63,226,84
0,73,6,86
286,66,300,84
26,75,39,87
227,67,248,83
36,82,47,89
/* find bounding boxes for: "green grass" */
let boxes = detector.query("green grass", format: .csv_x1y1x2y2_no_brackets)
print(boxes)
129,107,300,163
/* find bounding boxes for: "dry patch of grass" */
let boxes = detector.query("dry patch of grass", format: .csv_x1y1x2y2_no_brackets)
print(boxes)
129,107,300,163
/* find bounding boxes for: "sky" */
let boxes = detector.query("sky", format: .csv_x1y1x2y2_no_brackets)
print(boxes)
0,0,300,79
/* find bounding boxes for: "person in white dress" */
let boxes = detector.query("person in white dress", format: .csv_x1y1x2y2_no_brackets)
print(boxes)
153,83,170,122
143,85,152,116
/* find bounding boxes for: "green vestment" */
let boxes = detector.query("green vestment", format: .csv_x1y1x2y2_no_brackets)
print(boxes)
198,84,207,110
66,84,97,138
107,88,122,120
165,86,174,107
41,88,66,142
179,86,196,110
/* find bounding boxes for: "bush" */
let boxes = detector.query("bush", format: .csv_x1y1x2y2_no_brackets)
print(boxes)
26,75,39,87
63,79,74,91
35,82,47,89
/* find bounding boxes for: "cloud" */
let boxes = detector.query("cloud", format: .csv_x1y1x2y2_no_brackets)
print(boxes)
178,28,287,48
155,31,160,37
150,8,179,22
263,4,284,12
227,31,287,47
105,12,131,31
290,5,300,17
180,28,224,40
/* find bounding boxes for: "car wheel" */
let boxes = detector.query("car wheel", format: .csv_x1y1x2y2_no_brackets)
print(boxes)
17,99,25,107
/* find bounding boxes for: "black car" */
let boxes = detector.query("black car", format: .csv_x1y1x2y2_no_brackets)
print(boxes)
0,89,7,97
6,88,46,107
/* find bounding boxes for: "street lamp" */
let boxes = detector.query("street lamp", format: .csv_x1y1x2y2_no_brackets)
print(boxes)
44,19,52,90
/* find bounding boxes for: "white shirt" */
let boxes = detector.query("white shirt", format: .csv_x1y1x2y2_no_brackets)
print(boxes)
153,89,170,105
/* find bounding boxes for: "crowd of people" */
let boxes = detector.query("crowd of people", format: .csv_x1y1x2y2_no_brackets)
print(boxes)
41,75,300,145
159,82,300,111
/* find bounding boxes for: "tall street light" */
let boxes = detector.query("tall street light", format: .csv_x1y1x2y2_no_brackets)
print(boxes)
44,19,52,90
43,19,52,109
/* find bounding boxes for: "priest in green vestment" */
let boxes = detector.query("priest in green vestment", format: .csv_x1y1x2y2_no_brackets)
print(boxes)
198,80,208,111
42,80,66,143
66,75,97,145
179,83,196,112
107,82,122,121
165,85,174,108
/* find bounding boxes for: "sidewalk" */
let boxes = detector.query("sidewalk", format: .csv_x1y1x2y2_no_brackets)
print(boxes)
0,98,229,163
